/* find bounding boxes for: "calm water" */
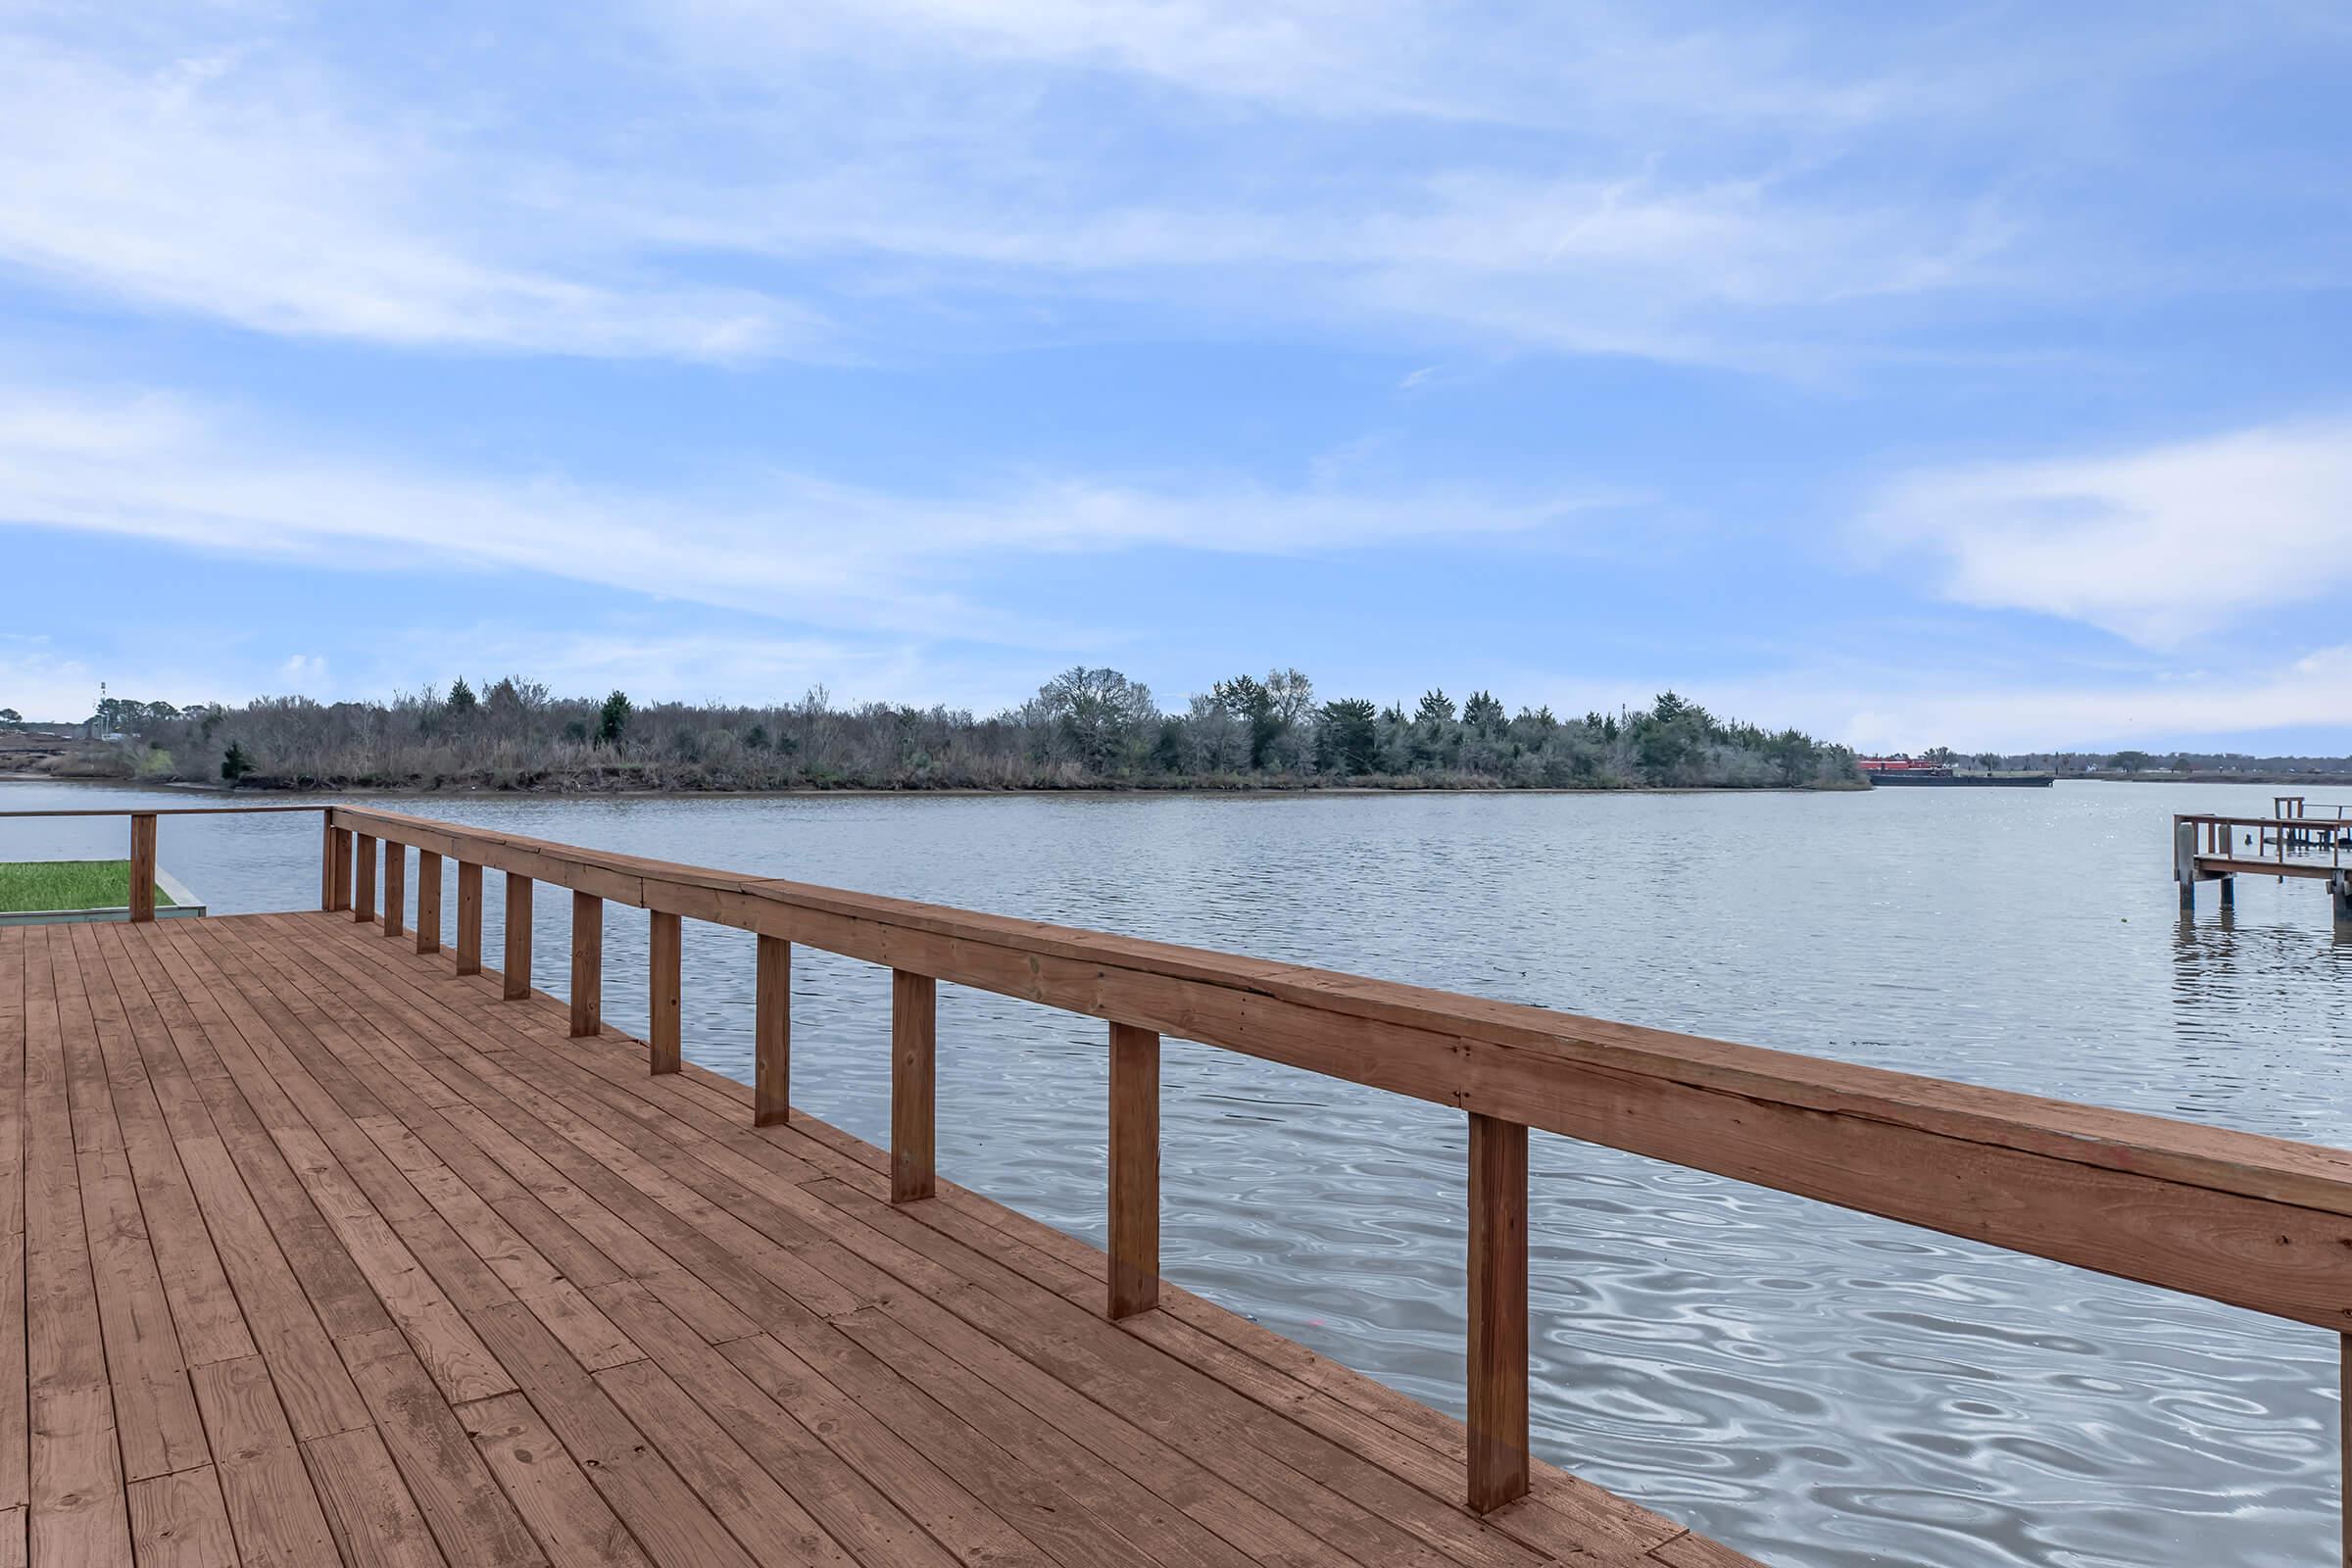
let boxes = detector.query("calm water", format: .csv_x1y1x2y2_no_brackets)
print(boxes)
6,779,2347,1566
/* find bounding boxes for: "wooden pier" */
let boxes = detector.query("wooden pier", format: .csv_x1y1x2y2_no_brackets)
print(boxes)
9,805,2352,1565
2176,811,2352,926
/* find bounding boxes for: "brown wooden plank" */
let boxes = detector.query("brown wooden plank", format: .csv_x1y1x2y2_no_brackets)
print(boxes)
19,930,132,1563
461,1394,652,1568
384,841,408,942
570,893,602,1039
0,1506,21,1568
0,1235,21,1521
190,1354,342,1568
338,1326,544,1568
1467,1114,1528,1514
754,936,788,1127
127,1464,237,1568
417,851,444,956
788,1176,1502,1568
466,1300,762,1568
173,1136,372,1443
648,912,680,1077
891,970,934,1204
26,1385,128,1567
321,819,341,912
71,926,258,1373
47,928,210,1484
0,932,26,1517
579,1283,957,1568
592,1358,863,1568
303,1424,446,1568
456,864,483,976
503,876,532,1002
1648,1531,1769,1567
128,813,157,924
1108,1022,1158,1320
354,834,377,926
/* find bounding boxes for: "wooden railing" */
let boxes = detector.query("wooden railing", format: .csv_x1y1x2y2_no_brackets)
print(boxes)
0,803,325,921
8,803,2352,1546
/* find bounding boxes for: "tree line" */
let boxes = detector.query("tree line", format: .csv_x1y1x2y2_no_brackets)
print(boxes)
41,668,1861,792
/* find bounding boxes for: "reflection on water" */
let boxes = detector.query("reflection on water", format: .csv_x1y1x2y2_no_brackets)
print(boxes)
4,780,2346,1565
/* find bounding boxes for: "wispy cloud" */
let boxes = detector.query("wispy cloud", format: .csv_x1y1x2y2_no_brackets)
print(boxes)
0,380,1617,643
1866,418,2352,646
7,2,2334,370
0,39,817,360
1701,643,2352,752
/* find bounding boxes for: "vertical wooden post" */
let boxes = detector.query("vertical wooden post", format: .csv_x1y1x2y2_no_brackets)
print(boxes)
2175,819,2197,911
1108,1022,1160,1319
754,935,790,1127
2341,1334,2349,1568
354,835,377,924
1467,1112,1530,1514
569,892,603,1037
503,874,532,1001
329,827,352,912
319,816,338,911
382,842,407,940
649,911,681,1074
415,851,443,955
892,971,937,1203
128,812,158,923
456,862,483,974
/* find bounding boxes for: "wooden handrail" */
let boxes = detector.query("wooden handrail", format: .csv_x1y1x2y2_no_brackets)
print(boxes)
0,805,327,816
323,807,2352,1323
33,795,2336,1526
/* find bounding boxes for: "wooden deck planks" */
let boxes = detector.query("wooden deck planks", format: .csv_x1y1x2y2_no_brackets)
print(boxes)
0,913,1760,1568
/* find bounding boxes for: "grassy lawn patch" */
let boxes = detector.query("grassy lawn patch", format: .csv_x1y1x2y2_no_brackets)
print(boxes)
0,860,176,913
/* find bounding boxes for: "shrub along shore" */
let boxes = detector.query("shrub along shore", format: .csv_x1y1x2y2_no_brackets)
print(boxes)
38,670,1862,794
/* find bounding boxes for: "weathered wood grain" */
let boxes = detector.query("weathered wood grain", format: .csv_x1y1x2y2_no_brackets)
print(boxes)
1468,1113,1528,1513
128,813,157,924
571,891,603,1038
649,911,681,1076
1108,1022,1158,1320
891,971,934,1204
755,935,789,1128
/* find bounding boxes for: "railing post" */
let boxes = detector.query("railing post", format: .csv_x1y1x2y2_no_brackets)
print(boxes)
416,851,443,955
328,826,352,911
754,935,790,1126
892,971,936,1203
382,841,406,940
2341,1334,2349,1568
1108,1022,1159,1319
649,911,681,1074
456,862,483,974
354,834,377,925
318,815,337,911
2175,819,2197,911
1467,1111,1530,1514
128,812,157,923
569,892,603,1037
503,874,532,1000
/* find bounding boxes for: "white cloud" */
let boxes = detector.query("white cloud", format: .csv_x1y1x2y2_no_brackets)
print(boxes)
1867,419,2352,645
0,40,816,360
0,381,1616,644
10,2,2323,370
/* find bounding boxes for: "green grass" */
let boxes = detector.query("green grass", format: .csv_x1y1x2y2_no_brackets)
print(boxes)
0,860,175,913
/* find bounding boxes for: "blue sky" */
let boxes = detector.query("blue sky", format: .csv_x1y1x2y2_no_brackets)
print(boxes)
3,1,2349,752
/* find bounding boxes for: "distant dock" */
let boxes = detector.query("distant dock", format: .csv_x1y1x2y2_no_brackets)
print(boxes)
2175,805,2352,927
